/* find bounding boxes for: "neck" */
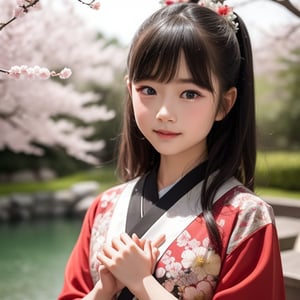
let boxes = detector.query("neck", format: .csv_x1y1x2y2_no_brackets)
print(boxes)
157,153,207,190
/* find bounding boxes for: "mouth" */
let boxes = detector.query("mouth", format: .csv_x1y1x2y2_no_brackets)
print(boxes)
153,129,181,138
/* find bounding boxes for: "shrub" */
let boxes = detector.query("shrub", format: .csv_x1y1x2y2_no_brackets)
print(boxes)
256,151,300,190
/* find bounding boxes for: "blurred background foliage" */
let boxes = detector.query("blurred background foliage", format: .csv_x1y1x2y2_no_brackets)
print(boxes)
0,0,300,197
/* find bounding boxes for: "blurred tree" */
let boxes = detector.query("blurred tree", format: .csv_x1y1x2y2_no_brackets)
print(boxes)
274,47,300,148
89,72,126,164
0,0,127,167
247,0,300,150
269,0,300,18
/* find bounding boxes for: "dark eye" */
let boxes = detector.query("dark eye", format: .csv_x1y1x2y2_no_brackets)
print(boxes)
182,90,200,100
141,86,156,95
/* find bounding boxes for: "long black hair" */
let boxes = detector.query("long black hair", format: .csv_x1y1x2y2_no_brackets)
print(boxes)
117,2,256,253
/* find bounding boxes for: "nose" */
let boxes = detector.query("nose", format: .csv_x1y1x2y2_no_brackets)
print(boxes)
156,102,176,122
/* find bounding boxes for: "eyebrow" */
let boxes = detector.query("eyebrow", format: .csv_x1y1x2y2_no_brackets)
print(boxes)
174,78,212,92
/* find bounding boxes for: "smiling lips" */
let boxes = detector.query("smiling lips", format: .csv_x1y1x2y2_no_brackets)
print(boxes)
153,129,181,139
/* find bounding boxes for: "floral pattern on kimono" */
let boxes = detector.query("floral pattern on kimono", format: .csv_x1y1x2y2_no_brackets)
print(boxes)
150,186,275,300
89,184,126,283
57,179,285,300
155,230,221,300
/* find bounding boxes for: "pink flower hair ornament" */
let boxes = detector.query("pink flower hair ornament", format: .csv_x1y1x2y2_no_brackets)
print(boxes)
160,0,239,32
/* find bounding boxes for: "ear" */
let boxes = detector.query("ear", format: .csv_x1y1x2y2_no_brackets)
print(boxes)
125,75,132,97
215,87,237,121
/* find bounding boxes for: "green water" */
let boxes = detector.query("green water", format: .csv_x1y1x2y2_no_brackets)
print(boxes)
0,219,82,300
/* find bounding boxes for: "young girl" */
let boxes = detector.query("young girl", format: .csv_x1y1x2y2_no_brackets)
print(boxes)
58,1,286,299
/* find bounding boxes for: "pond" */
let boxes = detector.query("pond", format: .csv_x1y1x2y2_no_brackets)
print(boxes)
0,219,82,300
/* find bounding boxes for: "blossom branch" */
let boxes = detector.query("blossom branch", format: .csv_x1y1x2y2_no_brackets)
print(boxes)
77,0,101,10
0,0,100,32
272,0,300,18
0,66,72,80
0,0,40,31
0,69,10,75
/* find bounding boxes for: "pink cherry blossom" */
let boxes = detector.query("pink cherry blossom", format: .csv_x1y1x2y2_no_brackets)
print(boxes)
165,261,183,278
59,67,72,79
8,66,21,79
177,230,191,247
155,267,166,278
5,65,71,80
13,7,25,18
26,67,36,79
182,280,213,300
90,1,100,10
16,0,26,5
0,0,126,164
1,0,99,31
163,279,176,292
182,285,205,300
39,67,50,80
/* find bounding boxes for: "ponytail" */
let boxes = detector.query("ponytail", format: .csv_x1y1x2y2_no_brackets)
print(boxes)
201,13,256,254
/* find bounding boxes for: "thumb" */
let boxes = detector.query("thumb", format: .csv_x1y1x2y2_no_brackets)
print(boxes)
98,264,109,275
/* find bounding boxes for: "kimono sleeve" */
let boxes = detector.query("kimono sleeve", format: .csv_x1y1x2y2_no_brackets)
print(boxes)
213,224,286,300
57,195,100,300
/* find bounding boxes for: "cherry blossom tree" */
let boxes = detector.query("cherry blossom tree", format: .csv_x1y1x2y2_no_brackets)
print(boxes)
239,0,300,150
0,0,127,165
266,0,300,18
0,0,101,31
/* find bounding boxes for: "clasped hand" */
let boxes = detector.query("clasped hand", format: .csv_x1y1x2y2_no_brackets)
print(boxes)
96,233,165,299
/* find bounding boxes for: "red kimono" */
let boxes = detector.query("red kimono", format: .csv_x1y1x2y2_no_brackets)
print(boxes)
57,176,286,300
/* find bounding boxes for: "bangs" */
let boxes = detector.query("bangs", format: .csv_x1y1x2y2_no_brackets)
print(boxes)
128,16,215,91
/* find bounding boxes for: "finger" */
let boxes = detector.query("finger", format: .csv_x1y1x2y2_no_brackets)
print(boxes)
146,240,159,261
119,232,134,245
98,244,118,261
151,246,159,261
131,233,139,243
152,234,166,248
143,240,159,273
98,264,110,275
97,250,112,268
144,239,152,257
98,263,105,272
119,233,141,253
132,233,139,239
132,233,146,249
151,248,159,273
111,235,125,251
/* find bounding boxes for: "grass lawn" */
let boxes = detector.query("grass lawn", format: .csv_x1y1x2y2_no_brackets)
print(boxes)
0,164,300,201
255,187,300,200
0,165,120,196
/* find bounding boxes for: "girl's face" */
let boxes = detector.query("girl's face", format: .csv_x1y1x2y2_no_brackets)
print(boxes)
128,55,226,166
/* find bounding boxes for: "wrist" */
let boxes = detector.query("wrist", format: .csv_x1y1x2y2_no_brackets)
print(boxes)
130,275,154,300
92,281,115,300
130,275,175,300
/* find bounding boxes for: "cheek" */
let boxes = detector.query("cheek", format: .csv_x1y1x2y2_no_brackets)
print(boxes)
185,105,217,130
132,99,145,118
132,99,150,130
